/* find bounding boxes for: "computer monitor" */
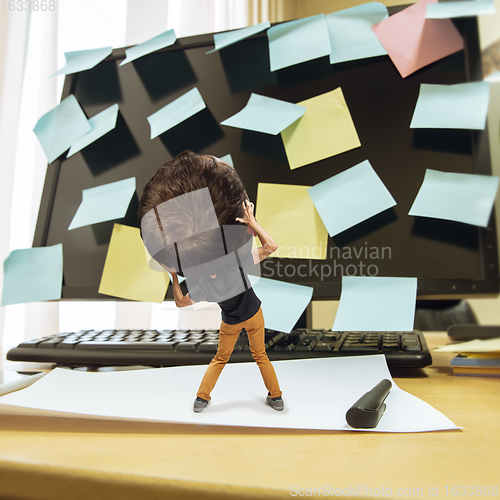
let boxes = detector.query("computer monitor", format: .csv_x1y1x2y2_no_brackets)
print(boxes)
33,6,499,304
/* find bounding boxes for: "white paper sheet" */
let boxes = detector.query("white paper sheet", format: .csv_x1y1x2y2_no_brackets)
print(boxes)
435,337,500,353
0,356,458,433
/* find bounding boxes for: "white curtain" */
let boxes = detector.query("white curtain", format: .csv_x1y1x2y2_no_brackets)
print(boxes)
0,7,59,349
0,0,277,349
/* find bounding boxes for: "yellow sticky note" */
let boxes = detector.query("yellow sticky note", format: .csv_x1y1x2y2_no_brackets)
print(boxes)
99,224,170,302
281,87,361,170
255,183,328,259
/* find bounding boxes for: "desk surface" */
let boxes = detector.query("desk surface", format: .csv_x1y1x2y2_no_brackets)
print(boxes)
0,333,499,500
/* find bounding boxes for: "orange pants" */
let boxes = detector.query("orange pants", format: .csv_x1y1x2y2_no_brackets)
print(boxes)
196,307,282,401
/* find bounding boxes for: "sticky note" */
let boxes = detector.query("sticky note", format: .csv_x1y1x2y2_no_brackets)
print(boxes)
68,177,136,230
267,14,331,71
326,2,388,65
333,276,418,332
33,95,91,164
67,104,119,157
221,94,306,135
249,276,313,333
408,169,499,227
1,244,63,306
307,160,396,237
410,82,490,130
372,0,464,78
426,0,496,18
281,87,361,170
207,21,271,53
219,154,233,167
255,183,328,259
99,224,170,303
50,47,112,77
147,87,206,139
120,29,177,66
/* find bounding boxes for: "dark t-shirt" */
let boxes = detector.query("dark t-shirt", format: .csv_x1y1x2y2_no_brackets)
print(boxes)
187,252,261,325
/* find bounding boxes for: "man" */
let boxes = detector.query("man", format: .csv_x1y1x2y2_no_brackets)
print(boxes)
139,151,284,413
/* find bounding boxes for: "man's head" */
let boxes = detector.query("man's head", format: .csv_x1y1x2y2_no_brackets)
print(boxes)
138,150,248,274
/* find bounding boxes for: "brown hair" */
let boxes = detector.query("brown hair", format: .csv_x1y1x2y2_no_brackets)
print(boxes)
138,151,248,273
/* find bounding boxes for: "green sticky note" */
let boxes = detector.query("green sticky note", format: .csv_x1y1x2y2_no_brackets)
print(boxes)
33,95,91,164
333,276,418,332
249,276,313,333
67,104,119,157
426,0,496,18
2,244,63,306
326,2,388,65
219,154,234,168
68,177,136,230
207,21,270,53
410,82,490,130
267,14,331,71
50,47,112,77
120,29,177,66
409,169,499,227
221,93,305,135
147,88,206,139
307,160,396,237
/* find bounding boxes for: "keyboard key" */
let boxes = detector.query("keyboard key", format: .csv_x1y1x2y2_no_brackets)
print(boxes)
322,332,341,341
314,342,333,351
56,340,81,349
198,342,218,352
38,340,62,349
382,342,400,350
402,337,421,351
175,341,201,351
294,336,319,351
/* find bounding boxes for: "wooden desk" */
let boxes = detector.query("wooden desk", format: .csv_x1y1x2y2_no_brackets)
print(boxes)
0,333,499,500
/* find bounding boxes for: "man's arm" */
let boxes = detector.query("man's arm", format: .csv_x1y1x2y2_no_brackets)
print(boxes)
236,200,278,264
169,271,196,308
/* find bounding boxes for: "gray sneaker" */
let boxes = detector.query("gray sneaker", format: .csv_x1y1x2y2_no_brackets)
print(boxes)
193,397,209,413
266,395,284,411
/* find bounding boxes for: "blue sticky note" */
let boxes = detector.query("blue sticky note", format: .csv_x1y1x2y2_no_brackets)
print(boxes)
307,160,396,237
219,154,234,168
1,244,63,306
33,95,91,164
147,88,206,139
333,276,417,332
410,82,490,130
50,47,112,77
426,0,496,18
207,21,271,54
221,94,306,135
249,276,313,334
67,104,119,157
409,169,499,227
267,14,331,71
120,29,177,66
326,2,388,65
68,177,136,230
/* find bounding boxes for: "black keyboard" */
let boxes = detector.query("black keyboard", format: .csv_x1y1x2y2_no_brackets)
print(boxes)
6,329,432,369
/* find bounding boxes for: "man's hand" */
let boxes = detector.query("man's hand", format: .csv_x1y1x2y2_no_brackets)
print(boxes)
236,200,278,264
236,200,257,227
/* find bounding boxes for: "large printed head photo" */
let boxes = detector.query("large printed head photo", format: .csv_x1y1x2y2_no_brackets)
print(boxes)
139,151,261,303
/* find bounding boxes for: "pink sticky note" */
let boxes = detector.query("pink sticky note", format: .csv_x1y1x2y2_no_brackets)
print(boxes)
372,0,464,78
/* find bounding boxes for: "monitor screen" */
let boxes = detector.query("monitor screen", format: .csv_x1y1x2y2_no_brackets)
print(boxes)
33,7,499,301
